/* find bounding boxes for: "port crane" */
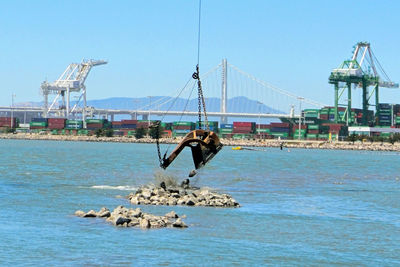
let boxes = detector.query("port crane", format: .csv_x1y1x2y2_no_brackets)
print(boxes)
329,42,398,125
41,59,107,122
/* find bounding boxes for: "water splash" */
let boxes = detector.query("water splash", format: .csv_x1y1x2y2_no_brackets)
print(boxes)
91,185,138,191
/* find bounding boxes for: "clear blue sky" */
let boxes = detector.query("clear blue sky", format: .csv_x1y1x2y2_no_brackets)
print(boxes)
1,0,400,108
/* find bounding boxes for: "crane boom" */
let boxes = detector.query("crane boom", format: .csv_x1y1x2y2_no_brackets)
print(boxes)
41,59,107,119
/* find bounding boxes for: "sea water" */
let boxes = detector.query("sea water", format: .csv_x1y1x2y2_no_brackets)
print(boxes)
0,139,399,266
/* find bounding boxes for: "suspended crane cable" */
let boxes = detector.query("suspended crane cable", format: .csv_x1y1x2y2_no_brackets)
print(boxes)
228,63,327,108
158,77,194,122
196,0,202,66
371,50,392,82
161,82,197,160
137,63,220,112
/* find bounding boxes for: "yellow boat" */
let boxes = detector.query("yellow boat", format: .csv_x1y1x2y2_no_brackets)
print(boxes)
232,146,242,150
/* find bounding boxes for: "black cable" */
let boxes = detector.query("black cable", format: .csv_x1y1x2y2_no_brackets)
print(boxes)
164,81,196,156
160,76,193,122
196,0,202,66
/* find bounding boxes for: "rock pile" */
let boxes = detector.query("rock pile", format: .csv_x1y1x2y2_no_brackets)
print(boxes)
75,206,188,229
127,184,240,208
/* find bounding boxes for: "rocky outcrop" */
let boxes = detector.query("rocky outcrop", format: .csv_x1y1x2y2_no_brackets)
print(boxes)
75,206,188,229
127,185,240,208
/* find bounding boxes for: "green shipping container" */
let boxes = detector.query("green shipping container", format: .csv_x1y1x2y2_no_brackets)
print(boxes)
256,128,270,133
304,109,319,113
66,120,83,125
295,129,306,134
306,134,318,138
78,130,89,135
65,124,83,129
173,121,193,126
318,134,329,139
232,134,252,139
30,122,47,127
304,114,319,118
293,133,306,138
86,119,105,124
270,132,289,137
308,124,319,130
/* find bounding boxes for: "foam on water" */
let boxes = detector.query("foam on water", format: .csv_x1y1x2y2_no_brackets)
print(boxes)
91,185,138,191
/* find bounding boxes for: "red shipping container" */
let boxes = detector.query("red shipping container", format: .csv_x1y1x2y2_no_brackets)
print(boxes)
270,122,290,128
122,120,138,124
0,117,15,122
136,122,150,128
112,121,123,125
233,127,253,131
233,129,253,133
48,125,65,129
233,122,254,127
173,125,192,130
292,124,307,130
30,126,46,129
256,124,271,129
320,115,329,120
48,118,66,123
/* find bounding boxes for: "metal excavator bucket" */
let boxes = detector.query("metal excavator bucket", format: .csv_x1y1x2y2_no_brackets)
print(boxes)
160,129,223,177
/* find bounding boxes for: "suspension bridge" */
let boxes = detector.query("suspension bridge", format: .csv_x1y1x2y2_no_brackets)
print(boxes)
0,59,326,124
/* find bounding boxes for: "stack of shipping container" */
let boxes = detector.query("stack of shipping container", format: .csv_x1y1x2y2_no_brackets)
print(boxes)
255,124,271,139
0,117,17,129
172,121,194,137
232,122,255,139
48,118,66,130
120,119,138,136
378,103,392,126
30,118,48,131
65,120,83,130
86,119,110,130
219,124,234,138
394,105,400,127
293,124,307,139
195,121,218,132
269,122,290,139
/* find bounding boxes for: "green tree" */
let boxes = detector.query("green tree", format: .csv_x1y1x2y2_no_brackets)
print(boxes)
105,129,114,137
135,127,147,139
95,129,103,138
149,125,163,139
347,133,357,144
388,134,396,145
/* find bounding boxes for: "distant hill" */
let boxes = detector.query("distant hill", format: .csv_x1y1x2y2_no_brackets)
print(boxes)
16,96,282,113
86,96,282,114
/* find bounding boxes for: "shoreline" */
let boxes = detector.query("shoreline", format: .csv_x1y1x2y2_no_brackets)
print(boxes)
1,133,400,152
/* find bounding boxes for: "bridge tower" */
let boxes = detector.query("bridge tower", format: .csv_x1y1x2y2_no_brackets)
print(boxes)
221,58,228,124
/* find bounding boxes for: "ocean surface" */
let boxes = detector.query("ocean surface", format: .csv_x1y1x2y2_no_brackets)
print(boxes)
0,139,399,266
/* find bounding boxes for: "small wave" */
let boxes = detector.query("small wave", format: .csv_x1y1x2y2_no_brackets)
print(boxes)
91,185,137,191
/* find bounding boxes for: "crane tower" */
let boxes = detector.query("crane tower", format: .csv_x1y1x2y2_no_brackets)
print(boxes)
41,59,107,121
329,42,398,126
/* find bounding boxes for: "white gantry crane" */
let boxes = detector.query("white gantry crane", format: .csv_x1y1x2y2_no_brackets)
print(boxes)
41,59,107,120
